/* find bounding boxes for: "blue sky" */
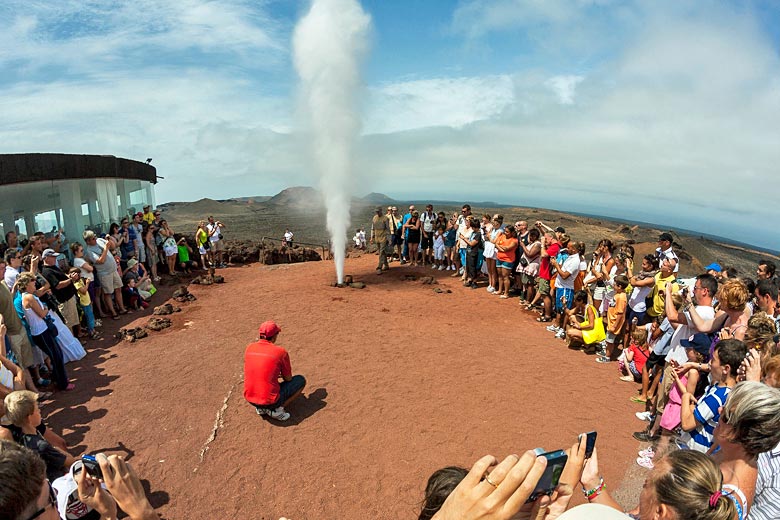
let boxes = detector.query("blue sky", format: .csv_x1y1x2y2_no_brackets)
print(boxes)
1,0,779,249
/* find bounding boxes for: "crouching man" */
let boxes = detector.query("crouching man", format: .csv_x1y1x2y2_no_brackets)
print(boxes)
243,321,306,422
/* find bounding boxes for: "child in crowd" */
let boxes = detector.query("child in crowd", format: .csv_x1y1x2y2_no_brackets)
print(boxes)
433,226,446,270
122,277,148,310
678,338,746,453
599,274,628,362
565,290,606,352
3,390,77,481
444,218,457,271
637,332,710,469
69,268,100,340
619,326,650,383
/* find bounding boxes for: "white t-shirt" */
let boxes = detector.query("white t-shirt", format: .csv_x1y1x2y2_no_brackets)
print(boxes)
72,257,94,281
628,284,653,312
420,212,436,233
207,223,221,243
3,266,20,290
284,231,294,241
0,363,13,391
664,305,716,365
557,254,581,290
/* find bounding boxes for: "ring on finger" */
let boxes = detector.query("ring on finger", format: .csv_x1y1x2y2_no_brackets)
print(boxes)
484,473,499,488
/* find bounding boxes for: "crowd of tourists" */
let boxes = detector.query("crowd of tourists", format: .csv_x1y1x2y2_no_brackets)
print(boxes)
0,206,231,519
367,203,780,520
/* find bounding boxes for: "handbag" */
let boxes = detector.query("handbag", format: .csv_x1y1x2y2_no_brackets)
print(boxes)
44,314,59,337
218,233,224,240
519,256,529,268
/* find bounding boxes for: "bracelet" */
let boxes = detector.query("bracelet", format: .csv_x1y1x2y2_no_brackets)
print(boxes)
582,477,605,499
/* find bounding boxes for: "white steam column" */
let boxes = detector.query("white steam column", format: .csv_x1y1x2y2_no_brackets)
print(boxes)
293,0,371,284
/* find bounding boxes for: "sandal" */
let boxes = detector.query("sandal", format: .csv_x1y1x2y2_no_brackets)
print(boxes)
112,315,120,320
630,396,647,404
536,316,552,322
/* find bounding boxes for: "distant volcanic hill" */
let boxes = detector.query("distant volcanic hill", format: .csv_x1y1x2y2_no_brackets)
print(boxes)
361,192,395,205
266,186,323,209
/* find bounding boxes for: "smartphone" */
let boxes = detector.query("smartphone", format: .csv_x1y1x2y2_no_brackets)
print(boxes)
525,450,568,503
681,287,688,298
81,454,103,479
579,431,598,459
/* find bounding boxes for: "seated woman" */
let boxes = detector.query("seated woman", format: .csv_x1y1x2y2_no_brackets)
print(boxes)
711,381,780,520
3,390,77,482
565,290,606,353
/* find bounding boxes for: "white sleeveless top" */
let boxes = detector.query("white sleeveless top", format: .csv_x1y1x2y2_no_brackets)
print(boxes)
23,295,48,336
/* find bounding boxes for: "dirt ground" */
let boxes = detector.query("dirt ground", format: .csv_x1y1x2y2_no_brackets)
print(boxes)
44,254,651,519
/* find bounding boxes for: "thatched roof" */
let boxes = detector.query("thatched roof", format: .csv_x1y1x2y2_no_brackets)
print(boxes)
0,153,156,186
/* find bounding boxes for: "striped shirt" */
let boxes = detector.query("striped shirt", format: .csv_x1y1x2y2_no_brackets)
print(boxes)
679,384,730,453
749,442,780,520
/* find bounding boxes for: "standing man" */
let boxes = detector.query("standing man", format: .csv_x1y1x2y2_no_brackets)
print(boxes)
142,204,155,226
419,204,436,267
0,284,41,392
206,216,226,268
454,204,472,278
284,229,294,248
388,207,401,261
400,205,415,264
83,231,127,319
4,231,22,253
370,206,390,274
40,249,81,337
656,233,679,274
243,321,306,422
132,212,145,264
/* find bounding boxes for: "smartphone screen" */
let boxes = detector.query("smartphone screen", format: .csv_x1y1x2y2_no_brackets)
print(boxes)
579,431,598,459
525,450,568,503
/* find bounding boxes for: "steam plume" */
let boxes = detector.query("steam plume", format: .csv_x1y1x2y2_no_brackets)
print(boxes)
293,0,371,284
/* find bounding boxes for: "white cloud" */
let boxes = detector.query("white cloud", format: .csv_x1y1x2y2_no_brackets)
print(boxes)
365,75,515,133
545,75,584,105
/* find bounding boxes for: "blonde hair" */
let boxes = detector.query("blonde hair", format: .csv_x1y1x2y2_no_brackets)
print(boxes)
14,273,36,293
744,312,778,353
631,327,648,347
763,355,780,386
653,450,736,520
3,391,38,427
718,279,748,312
722,381,780,458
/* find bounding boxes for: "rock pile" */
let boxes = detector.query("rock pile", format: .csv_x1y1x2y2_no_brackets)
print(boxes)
153,303,181,315
221,240,322,265
172,286,197,302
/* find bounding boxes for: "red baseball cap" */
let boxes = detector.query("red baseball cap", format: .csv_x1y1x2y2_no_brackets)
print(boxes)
258,321,281,339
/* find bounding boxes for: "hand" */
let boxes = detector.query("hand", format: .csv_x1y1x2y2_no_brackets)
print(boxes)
31,254,40,264
75,465,118,519
96,454,156,519
739,349,762,382
559,437,588,491
579,447,601,491
683,392,697,406
718,328,733,340
675,362,694,377
432,451,549,520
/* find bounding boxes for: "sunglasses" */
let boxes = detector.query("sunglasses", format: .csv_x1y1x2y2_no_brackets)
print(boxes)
25,480,57,520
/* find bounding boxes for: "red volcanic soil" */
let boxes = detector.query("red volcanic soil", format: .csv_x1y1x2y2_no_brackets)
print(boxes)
44,255,649,519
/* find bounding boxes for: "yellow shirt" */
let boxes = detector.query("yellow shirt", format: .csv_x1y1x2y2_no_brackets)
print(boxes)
648,273,677,317
143,211,155,226
73,279,91,307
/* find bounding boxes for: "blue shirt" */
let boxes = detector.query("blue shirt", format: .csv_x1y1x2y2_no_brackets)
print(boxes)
680,384,731,453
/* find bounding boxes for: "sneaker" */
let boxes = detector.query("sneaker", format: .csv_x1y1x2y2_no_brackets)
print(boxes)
638,446,655,458
458,267,464,275
636,456,655,469
94,319,103,328
438,265,444,271
268,406,290,421
37,378,51,387
595,356,612,363
555,330,566,339
431,264,437,269
546,324,559,332
633,430,659,442
255,407,267,416
635,411,653,422
487,286,495,293
400,259,407,265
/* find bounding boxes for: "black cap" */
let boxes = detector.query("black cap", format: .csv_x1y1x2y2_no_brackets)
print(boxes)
680,333,711,359
554,226,566,233
659,232,674,242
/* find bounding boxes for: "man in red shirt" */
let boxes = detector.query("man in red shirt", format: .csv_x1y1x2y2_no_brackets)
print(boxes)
243,321,306,422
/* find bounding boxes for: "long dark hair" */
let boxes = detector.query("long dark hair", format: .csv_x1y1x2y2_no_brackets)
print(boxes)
419,466,468,520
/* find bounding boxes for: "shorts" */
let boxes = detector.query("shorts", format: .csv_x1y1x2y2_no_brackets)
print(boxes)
537,277,551,295
555,287,574,312
199,245,207,255
645,352,665,372
497,260,513,270
606,331,618,344
627,308,647,326
163,245,177,257
251,375,307,410
7,332,34,368
98,271,123,294
421,235,434,250
593,285,606,301
521,273,536,285
58,298,79,328
210,240,225,252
